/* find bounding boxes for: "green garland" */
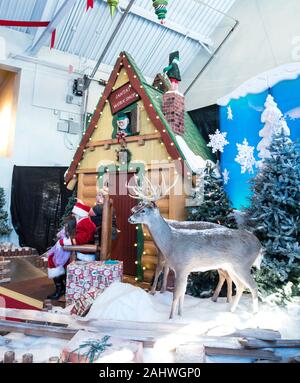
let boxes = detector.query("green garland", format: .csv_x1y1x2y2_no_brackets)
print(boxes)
72,336,113,363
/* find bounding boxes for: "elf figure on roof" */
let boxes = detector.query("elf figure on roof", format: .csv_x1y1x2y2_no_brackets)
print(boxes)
163,51,181,92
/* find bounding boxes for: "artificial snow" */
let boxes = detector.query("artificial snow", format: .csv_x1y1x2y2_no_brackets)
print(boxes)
217,62,300,106
1,282,299,363
257,94,290,161
85,282,300,363
0,333,68,363
0,242,31,252
84,282,300,340
175,135,215,173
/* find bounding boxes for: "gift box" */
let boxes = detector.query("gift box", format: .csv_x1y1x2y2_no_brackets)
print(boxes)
61,330,143,363
70,287,103,317
66,260,123,306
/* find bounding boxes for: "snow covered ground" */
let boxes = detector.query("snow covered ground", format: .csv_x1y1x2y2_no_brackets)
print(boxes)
82,282,300,363
1,282,299,363
85,282,300,338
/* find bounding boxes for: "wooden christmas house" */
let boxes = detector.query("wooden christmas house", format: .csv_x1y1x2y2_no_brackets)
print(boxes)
64,51,211,282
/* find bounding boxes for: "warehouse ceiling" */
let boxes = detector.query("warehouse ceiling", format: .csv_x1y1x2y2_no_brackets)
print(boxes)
0,0,237,85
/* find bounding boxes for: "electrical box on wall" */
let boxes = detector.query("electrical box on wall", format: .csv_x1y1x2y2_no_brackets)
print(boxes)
57,121,69,133
73,78,84,96
68,121,80,134
66,94,82,106
57,120,80,135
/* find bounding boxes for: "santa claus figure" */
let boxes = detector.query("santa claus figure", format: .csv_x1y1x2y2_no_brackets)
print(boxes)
47,201,96,300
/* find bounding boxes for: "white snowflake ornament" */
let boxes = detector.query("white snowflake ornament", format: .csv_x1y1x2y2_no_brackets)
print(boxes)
235,139,257,174
207,130,229,153
222,168,230,184
227,106,233,120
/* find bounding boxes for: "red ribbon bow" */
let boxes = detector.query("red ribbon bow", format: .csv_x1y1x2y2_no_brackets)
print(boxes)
116,131,127,144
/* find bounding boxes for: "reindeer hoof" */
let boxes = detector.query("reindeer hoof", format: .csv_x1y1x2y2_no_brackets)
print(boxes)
230,306,236,313
149,290,156,296
160,289,166,294
227,298,232,304
211,296,217,302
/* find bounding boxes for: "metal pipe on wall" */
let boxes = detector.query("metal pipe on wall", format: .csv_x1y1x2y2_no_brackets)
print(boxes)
86,0,137,88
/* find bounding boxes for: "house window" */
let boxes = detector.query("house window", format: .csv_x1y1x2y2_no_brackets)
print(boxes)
0,67,19,157
112,103,140,139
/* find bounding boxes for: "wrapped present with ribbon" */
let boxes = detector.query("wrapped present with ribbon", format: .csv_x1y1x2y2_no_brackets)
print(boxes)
70,287,103,317
61,331,143,363
66,260,123,306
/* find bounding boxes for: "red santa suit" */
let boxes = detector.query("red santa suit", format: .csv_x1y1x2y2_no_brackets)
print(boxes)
48,202,96,278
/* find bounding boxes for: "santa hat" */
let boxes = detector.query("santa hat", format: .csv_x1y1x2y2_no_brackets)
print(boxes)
72,202,90,218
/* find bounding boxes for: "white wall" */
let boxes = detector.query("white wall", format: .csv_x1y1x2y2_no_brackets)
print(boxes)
0,28,112,244
185,0,300,110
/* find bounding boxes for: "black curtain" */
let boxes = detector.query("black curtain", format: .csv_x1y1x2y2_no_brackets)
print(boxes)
188,104,220,162
10,166,72,254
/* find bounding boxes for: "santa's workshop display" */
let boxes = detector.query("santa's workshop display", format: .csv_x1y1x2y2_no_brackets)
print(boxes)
64,51,211,282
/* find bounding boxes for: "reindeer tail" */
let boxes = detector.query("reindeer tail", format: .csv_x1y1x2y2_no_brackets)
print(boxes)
253,248,264,270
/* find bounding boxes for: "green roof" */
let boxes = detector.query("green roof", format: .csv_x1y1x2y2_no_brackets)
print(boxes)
125,52,212,169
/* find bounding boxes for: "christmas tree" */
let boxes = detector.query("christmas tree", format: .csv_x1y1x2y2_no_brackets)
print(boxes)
257,94,290,162
247,131,300,303
60,189,77,227
186,165,237,298
187,164,237,228
0,187,12,238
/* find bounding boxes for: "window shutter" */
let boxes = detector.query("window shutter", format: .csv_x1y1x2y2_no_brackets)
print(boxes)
130,105,140,134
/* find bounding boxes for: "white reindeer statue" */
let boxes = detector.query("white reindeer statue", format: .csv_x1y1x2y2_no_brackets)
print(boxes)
131,202,233,301
127,175,262,319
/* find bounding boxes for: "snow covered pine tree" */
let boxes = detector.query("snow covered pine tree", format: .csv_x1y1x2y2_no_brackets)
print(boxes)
186,164,237,298
0,187,11,238
187,164,237,228
257,94,290,163
247,132,300,303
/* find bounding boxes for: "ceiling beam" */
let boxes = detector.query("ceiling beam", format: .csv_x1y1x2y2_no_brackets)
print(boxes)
27,0,77,56
110,0,213,46
30,0,60,44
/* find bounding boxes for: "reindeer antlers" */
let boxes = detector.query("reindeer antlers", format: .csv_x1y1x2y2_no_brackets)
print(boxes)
126,172,179,202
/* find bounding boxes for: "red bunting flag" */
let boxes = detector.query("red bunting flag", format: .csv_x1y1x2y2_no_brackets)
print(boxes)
86,0,94,11
50,29,56,49
0,20,49,27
